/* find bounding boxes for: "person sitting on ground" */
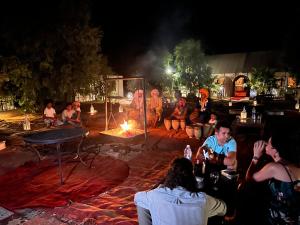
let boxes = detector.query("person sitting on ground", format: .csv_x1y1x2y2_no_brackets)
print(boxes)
147,89,163,128
196,120,237,170
43,101,60,127
62,102,81,126
134,157,227,225
208,113,218,127
170,97,188,121
245,131,300,225
128,89,144,122
190,88,211,124
72,101,81,122
186,90,198,104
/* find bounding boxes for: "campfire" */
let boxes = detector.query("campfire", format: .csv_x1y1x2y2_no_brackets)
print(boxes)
120,120,130,131
120,120,133,137
100,120,144,139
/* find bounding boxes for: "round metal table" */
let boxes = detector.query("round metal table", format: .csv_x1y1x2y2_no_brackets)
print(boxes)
23,128,89,185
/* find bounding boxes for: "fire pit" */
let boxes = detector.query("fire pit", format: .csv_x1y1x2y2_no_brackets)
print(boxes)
100,120,145,139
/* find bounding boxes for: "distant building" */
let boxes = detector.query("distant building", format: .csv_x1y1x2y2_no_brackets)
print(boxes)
206,51,296,98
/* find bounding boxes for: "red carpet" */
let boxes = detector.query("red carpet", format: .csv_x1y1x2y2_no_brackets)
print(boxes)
0,155,129,209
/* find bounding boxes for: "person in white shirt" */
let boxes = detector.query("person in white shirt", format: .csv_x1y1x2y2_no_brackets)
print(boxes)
62,103,81,126
134,158,226,225
43,102,59,127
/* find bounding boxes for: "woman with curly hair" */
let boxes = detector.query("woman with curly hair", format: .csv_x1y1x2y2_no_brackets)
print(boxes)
134,158,226,225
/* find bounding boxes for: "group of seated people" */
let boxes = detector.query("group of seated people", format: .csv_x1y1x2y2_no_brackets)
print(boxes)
135,119,300,225
43,101,81,127
127,87,216,129
169,88,218,128
127,89,163,128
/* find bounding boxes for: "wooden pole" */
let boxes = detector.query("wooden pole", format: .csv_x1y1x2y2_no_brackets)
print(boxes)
143,78,147,141
105,80,108,130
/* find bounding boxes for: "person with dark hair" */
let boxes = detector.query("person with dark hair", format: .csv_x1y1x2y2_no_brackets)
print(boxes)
245,131,300,225
134,158,227,225
170,97,188,121
190,88,211,124
62,102,81,126
43,101,57,127
196,120,237,170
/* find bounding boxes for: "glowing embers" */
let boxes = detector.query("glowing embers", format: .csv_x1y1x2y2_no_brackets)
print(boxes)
100,120,144,139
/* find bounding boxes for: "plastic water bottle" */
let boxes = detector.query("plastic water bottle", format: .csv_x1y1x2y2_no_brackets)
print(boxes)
184,145,192,160
252,107,256,120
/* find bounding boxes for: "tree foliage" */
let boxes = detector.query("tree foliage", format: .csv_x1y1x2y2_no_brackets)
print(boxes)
146,49,174,92
174,39,212,91
249,67,276,94
0,0,112,111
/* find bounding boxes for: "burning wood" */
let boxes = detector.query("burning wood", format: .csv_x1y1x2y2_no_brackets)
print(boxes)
120,120,131,132
100,120,144,139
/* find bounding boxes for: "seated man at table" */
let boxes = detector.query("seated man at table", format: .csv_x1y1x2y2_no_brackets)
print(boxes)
196,120,237,170
62,102,81,126
134,157,227,225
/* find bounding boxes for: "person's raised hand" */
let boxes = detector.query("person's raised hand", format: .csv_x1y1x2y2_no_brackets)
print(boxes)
253,140,266,159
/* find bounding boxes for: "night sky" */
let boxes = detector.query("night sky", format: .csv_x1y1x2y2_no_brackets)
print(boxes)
91,1,300,73
1,1,300,74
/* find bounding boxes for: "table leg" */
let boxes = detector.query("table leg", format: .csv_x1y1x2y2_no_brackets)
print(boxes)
76,136,89,167
56,143,64,185
26,143,43,161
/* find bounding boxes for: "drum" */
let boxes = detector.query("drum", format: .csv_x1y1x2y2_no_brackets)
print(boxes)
186,126,194,138
194,126,202,140
164,118,172,131
172,119,180,131
180,119,186,130
203,124,212,138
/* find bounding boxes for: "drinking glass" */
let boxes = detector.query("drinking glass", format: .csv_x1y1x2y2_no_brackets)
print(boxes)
209,171,220,191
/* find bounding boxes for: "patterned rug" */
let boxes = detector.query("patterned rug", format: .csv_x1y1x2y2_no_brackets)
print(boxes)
0,155,129,209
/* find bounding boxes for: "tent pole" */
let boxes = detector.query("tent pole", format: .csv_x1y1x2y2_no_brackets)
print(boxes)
105,79,108,131
143,78,147,141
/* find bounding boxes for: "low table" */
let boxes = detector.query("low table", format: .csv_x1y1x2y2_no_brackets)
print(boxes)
231,118,265,137
23,127,89,185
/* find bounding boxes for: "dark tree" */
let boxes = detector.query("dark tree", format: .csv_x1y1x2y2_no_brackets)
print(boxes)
0,0,112,111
